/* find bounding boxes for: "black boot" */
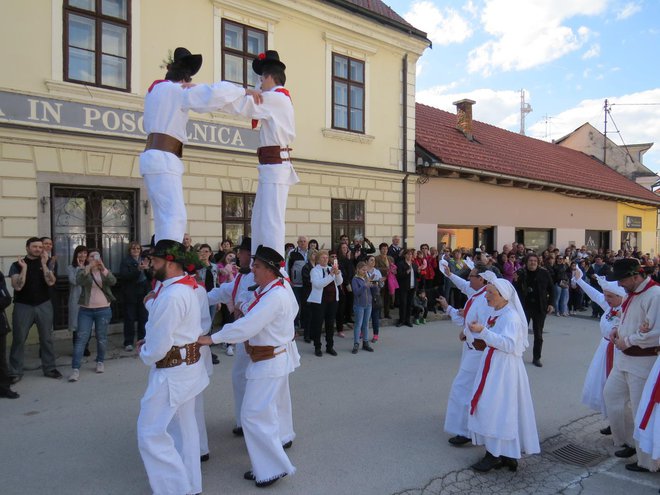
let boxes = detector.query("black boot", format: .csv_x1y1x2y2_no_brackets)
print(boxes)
600,425,611,435
362,341,374,352
471,452,503,472
448,435,471,446
500,456,518,472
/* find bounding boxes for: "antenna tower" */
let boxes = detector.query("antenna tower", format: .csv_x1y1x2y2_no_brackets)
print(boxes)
520,89,532,135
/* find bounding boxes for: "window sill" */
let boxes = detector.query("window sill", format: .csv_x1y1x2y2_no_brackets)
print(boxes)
322,128,374,144
44,80,143,108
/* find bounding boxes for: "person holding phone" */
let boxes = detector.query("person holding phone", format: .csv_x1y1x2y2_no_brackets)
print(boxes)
68,248,116,382
307,250,343,356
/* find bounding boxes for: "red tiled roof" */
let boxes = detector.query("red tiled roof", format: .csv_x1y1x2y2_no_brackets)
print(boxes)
323,0,428,40
415,103,660,206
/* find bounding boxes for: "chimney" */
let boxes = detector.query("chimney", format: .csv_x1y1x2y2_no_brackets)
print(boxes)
453,98,476,141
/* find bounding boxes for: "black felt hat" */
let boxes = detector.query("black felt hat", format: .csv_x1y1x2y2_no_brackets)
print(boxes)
606,258,644,281
252,244,284,274
252,50,286,75
171,47,202,76
238,237,252,252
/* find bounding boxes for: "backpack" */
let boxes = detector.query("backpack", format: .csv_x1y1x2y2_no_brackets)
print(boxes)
288,250,306,286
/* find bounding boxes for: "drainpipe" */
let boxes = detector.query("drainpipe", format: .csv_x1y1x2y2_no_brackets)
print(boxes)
402,54,408,248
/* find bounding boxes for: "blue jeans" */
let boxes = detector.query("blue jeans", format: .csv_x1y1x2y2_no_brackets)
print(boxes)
553,284,569,315
73,306,112,369
353,305,372,344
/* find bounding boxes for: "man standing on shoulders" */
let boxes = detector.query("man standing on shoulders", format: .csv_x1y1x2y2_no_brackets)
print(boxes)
514,253,554,367
8,237,61,382
604,258,660,473
199,245,300,488
220,50,298,258
136,239,209,495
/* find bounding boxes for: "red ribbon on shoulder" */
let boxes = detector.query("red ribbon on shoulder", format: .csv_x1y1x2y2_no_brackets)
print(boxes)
251,87,292,129
173,275,199,290
148,79,167,93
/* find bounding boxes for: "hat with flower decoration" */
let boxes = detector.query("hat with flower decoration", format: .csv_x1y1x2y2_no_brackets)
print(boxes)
149,239,201,273
252,50,286,75
252,244,285,275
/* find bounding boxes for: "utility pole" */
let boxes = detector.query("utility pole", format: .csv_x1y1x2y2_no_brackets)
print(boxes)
520,89,532,135
603,99,609,166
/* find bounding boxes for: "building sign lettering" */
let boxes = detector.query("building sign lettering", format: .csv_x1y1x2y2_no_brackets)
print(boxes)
624,216,642,229
0,90,258,151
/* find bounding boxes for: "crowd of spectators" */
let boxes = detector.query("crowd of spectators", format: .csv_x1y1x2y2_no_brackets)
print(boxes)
2,233,659,396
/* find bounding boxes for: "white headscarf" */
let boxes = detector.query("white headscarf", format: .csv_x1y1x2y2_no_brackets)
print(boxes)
596,275,626,298
479,270,498,284
491,278,529,348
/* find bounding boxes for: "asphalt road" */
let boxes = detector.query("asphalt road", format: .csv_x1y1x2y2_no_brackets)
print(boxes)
1,313,658,494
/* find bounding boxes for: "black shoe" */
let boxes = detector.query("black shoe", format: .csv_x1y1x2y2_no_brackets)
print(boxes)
352,343,359,354
0,389,19,399
44,369,63,379
532,360,543,367
314,349,323,357
625,462,649,472
200,454,210,462
9,375,21,385
600,426,612,435
256,474,287,488
244,471,256,481
304,338,311,343
326,349,338,356
362,342,374,352
405,322,413,328
212,353,220,365
448,435,471,446
615,445,636,458
232,426,244,436
282,440,292,449
500,456,518,472
83,347,91,357
471,452,503,472
395,322,403,327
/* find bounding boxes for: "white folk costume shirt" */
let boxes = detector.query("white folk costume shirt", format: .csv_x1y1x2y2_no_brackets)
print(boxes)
211,278,300,378
221,88,299,257
207,270,255,312
140,275,209,406
444,272,492,437
140,80,247,243
617,277,660,378
468,305,540,459
575,276,623,416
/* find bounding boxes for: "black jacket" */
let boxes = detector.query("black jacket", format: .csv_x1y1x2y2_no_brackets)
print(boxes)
0,271,11,335
514,267,554,313
396,259,418,290
119,255,149,302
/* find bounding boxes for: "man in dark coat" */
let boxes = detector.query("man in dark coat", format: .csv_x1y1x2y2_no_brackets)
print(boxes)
514,253,554,367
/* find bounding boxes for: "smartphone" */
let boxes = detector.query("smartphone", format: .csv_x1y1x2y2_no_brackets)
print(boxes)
90,252,101,261
333,258,338,269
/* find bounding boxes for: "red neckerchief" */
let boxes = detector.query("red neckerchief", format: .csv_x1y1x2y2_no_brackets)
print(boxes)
152,275,198,300
620,279,659,325
469,315,500,415
639,368,660,429
231,273,244,306
463,286,488,323
252,87,291,129
148,79,167,93
247,280,285,312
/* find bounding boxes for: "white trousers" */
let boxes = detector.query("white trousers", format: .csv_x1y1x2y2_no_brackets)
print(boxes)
232,342,250,428
250,162,298,257
141,150,186,244
444,346,482,437
241,374,296,483
138,382,201,495
604,365,654,469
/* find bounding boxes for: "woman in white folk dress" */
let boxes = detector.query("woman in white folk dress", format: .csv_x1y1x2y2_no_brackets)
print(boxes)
572,269,625,435
467,278,540,472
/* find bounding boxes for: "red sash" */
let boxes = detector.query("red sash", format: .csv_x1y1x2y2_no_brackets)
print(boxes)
148,79,167,93
247,280,284,312
231,273,244,306
252,87,291,129
605,340,614,377
639,367,660,430
463,286,487,323
469,315,500,415
621,279,658,325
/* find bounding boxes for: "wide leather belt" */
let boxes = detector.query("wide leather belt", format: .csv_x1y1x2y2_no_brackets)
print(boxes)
155,342,201,368
244,341,286,363
145,133,183,158
257,146,292,164
622,345,660,357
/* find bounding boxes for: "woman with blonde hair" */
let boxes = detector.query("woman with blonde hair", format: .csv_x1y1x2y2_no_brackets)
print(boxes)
351,261,374,354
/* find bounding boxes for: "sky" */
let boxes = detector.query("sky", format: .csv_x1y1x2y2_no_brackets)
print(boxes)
385,0,660,174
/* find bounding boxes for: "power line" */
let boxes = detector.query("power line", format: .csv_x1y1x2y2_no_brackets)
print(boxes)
610,102,660,106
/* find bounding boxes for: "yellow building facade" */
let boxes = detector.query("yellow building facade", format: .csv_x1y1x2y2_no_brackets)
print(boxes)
0,0,429,330
616,203,658,255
